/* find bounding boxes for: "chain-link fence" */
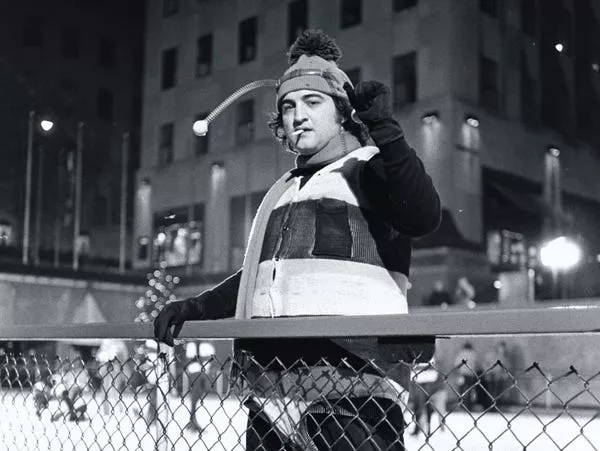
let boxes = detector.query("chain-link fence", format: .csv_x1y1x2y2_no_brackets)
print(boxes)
1,308,600,450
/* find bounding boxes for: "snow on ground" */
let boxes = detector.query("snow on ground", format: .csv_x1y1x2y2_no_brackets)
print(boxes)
0,389,599,450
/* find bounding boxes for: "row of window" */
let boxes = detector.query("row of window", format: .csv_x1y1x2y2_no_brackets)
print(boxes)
480,52,540,125
164,0,418,25
160,0,418,90
22,14,118,70
160,48,544,165
158,52,417,166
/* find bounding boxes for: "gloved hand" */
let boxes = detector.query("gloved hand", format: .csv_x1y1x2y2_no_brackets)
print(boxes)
343,81,403,145
153,300,195,346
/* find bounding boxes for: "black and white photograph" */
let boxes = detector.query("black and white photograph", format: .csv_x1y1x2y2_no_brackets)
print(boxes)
1,0,600,449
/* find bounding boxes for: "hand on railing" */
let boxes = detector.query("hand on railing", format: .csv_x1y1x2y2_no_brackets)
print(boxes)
153,300,195,346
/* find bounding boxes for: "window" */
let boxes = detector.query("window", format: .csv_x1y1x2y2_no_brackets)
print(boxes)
480,56,499,111
99,38,117,70
239,17,257,64
392,52,417,109
59,79,77,118
162,0,179,17
22,14,43,47
161,47,178,90
194,113,209,155
236,99,255,145
480,0,499,17
96,88,114,121
521,0,537,37
288,0,308,46
340,0,362,29
229,191,266,269
393,0,418,12
159,123,174,166
195,34,212,78
61,26,80,59
153,205,204,267
345,67,362,86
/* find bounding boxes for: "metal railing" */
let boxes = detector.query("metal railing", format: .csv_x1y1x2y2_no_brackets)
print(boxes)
1,305,600,450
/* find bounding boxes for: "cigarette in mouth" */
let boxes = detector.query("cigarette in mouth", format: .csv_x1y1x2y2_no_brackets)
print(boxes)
291,129,304,136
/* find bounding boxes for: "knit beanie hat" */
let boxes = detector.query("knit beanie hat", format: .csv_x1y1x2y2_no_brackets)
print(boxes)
276,29,352,111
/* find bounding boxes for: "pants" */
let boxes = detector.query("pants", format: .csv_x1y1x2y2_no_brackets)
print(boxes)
245,397,405,451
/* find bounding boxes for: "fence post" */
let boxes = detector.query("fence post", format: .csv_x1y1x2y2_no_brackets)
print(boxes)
155,346,174,451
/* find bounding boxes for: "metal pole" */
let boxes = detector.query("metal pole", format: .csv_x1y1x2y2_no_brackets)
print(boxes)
54,149,64,267
73,122,83,271
119,132,129,273
33,145,44,266
22,110,34,265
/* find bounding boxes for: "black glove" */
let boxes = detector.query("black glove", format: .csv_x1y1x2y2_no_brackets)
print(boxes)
343,81,404,145
154,300,198,346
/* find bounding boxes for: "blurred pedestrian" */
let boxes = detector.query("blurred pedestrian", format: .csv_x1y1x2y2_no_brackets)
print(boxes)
455,277,476,309
155,28,441,450
480,341,511,407
95,339,130,416
425,280,452,308
409,358,446,437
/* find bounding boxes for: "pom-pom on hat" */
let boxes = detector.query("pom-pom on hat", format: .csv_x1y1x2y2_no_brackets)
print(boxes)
276,29,352,110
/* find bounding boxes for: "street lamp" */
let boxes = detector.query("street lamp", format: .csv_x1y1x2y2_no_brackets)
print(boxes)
22,111,55,265
540,236,582,299
22,111,85,270
40,120,54,132
540,236,582,271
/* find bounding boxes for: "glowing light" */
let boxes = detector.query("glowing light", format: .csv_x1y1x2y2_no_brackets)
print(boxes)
199,342,216,358
555,43,564,52
548,147,560,158
421,112,439,125
465,116,479,128
592,63,600,72
540,236,582,271
187,361,203,373
493,280,502,289
186,342,197,359
40,120,54,132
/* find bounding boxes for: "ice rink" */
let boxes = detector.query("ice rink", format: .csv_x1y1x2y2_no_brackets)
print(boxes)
1,389,599,450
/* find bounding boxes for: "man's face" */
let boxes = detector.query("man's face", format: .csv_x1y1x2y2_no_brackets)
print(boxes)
281,89,341,156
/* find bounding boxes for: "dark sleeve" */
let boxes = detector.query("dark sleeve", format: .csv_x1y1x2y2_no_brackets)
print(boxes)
363,132,441,238
184,269,242,320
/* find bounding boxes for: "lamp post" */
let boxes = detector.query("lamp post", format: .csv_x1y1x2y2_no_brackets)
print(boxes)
22,111,35,265
119,132,130,273
23,111,54,265
72,121,84,271
539,236,582,299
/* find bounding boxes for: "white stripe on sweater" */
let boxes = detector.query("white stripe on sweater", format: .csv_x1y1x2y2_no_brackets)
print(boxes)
251,258,408,318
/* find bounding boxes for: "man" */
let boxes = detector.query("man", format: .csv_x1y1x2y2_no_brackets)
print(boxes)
155,29,441,450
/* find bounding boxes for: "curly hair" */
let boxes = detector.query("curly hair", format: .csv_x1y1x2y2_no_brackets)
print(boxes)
267,95,370,154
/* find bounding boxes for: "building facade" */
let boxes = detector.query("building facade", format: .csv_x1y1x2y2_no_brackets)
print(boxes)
136,0,600,304
0,0,145,268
